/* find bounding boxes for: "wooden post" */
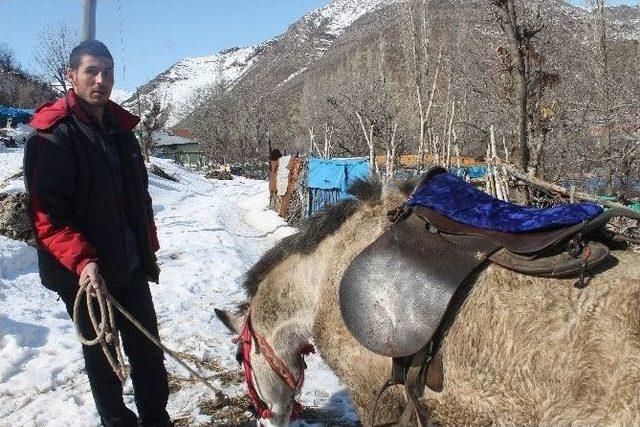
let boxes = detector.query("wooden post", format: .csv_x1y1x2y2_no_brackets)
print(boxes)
385,122,398,182
499,160,640,221
445,100,455,169
485,143,494,196
490,125,505,200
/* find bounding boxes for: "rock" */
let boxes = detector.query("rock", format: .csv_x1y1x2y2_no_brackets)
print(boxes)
205,170,234,180
0,192,35,243
147,163,178,182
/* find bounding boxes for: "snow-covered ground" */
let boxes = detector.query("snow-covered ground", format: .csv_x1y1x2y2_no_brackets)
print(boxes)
0,149,358,425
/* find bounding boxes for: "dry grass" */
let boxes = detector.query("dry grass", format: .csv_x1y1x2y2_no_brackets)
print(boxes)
168,350,249,425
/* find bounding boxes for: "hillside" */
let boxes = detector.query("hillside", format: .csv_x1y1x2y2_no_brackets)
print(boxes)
126,0,639,187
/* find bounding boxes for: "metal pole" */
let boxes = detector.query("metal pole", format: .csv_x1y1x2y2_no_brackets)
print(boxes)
82,0,97,41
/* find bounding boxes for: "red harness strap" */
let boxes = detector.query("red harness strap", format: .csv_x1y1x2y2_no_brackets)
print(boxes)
234,312,315,420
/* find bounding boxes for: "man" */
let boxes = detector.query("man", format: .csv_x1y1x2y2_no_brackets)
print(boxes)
24,40,171,427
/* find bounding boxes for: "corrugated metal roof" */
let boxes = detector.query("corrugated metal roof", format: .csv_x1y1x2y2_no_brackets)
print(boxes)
153,130,196,147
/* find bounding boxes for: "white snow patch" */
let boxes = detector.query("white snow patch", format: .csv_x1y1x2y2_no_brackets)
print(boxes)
0,147,24,182
304,0,396,37
110,88,133,105
279,67,308,88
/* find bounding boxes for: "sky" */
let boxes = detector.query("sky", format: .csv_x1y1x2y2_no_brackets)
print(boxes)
0,0,637,93
0,0,331,93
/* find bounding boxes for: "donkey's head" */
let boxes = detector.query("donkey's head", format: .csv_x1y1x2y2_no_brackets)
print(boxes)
216,309,314,427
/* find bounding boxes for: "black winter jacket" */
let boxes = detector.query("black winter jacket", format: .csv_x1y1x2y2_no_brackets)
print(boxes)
24,91,159,291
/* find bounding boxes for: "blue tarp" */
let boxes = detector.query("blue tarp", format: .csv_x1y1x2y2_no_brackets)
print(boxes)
0,105,33,126
307,157,371,216
451,165,487,180
407,172,603,233
307,157,370,193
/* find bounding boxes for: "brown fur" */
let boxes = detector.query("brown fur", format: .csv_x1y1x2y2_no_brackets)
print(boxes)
243,179,385,298
246,189,640,426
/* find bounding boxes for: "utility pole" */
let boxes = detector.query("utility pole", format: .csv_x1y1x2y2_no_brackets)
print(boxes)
82,0,97,41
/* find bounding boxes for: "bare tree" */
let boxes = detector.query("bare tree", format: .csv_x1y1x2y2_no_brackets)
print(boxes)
140,96,169,162
189,79,234,162
188,78,287,162
1,43,56,108
491,0,545,175
0,43,17,71
33,22,79,95
404,0,444,168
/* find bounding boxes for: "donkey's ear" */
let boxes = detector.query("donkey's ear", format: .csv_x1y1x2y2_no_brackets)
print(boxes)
214,307,244,334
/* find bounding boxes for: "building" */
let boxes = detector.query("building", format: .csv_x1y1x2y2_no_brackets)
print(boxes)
153,129,200,165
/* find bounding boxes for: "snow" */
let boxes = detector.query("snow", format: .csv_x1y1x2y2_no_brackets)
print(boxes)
110,89,133,105
0,147,24,182
152,131,194,147
0,125,31,193
303,0,396,37
0,149,358,425
124,46,265,128
278,67,308,87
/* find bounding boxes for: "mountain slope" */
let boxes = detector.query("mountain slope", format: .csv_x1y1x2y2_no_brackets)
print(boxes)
125,0,639,169
122,0,398,125
122,44,269,127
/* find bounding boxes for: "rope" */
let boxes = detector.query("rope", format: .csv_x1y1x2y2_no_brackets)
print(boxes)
73,279,223,400
74,278,127,382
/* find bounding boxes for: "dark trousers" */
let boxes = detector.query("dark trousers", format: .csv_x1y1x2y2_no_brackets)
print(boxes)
59,270,171,427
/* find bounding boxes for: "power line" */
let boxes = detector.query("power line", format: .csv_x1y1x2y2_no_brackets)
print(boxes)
117,0,127,87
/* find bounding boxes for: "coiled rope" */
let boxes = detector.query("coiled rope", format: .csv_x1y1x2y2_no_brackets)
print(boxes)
74,278,127,382
73,278,223,399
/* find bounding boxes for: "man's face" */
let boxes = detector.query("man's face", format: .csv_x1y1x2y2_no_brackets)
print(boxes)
67,55,114,106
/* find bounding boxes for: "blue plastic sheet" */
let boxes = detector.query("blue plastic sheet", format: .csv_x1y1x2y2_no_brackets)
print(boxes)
407,172,603,233
450,165,487,179
307,157,370,215
0,105,33,125
307,157,370,192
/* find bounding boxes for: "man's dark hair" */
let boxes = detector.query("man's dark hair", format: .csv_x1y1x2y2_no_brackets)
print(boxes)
68,39,113,69
270,149,282,161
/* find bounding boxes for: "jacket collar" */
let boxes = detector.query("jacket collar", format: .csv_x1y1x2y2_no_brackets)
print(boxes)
30,90,140,132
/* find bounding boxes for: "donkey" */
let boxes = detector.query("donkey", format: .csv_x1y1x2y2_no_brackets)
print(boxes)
218,181,640,426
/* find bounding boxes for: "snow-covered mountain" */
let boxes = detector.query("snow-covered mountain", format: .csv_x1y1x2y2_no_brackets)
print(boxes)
124,0,639,128
303,0,396,37
122,44,267,127
122,0,398,126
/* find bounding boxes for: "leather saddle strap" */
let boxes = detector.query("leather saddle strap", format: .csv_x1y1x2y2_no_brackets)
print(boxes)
370,345,433,427
371,379,402,427
399,345,431,427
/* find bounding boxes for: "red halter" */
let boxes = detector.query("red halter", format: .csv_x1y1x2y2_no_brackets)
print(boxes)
234,312,315,420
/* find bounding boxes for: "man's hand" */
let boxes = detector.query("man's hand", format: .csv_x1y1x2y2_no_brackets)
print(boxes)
80,261,105,294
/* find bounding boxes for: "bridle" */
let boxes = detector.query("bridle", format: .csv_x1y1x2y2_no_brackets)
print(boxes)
234,311,315,420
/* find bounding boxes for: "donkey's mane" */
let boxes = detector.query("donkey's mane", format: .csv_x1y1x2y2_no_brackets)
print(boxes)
243,178,386,297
